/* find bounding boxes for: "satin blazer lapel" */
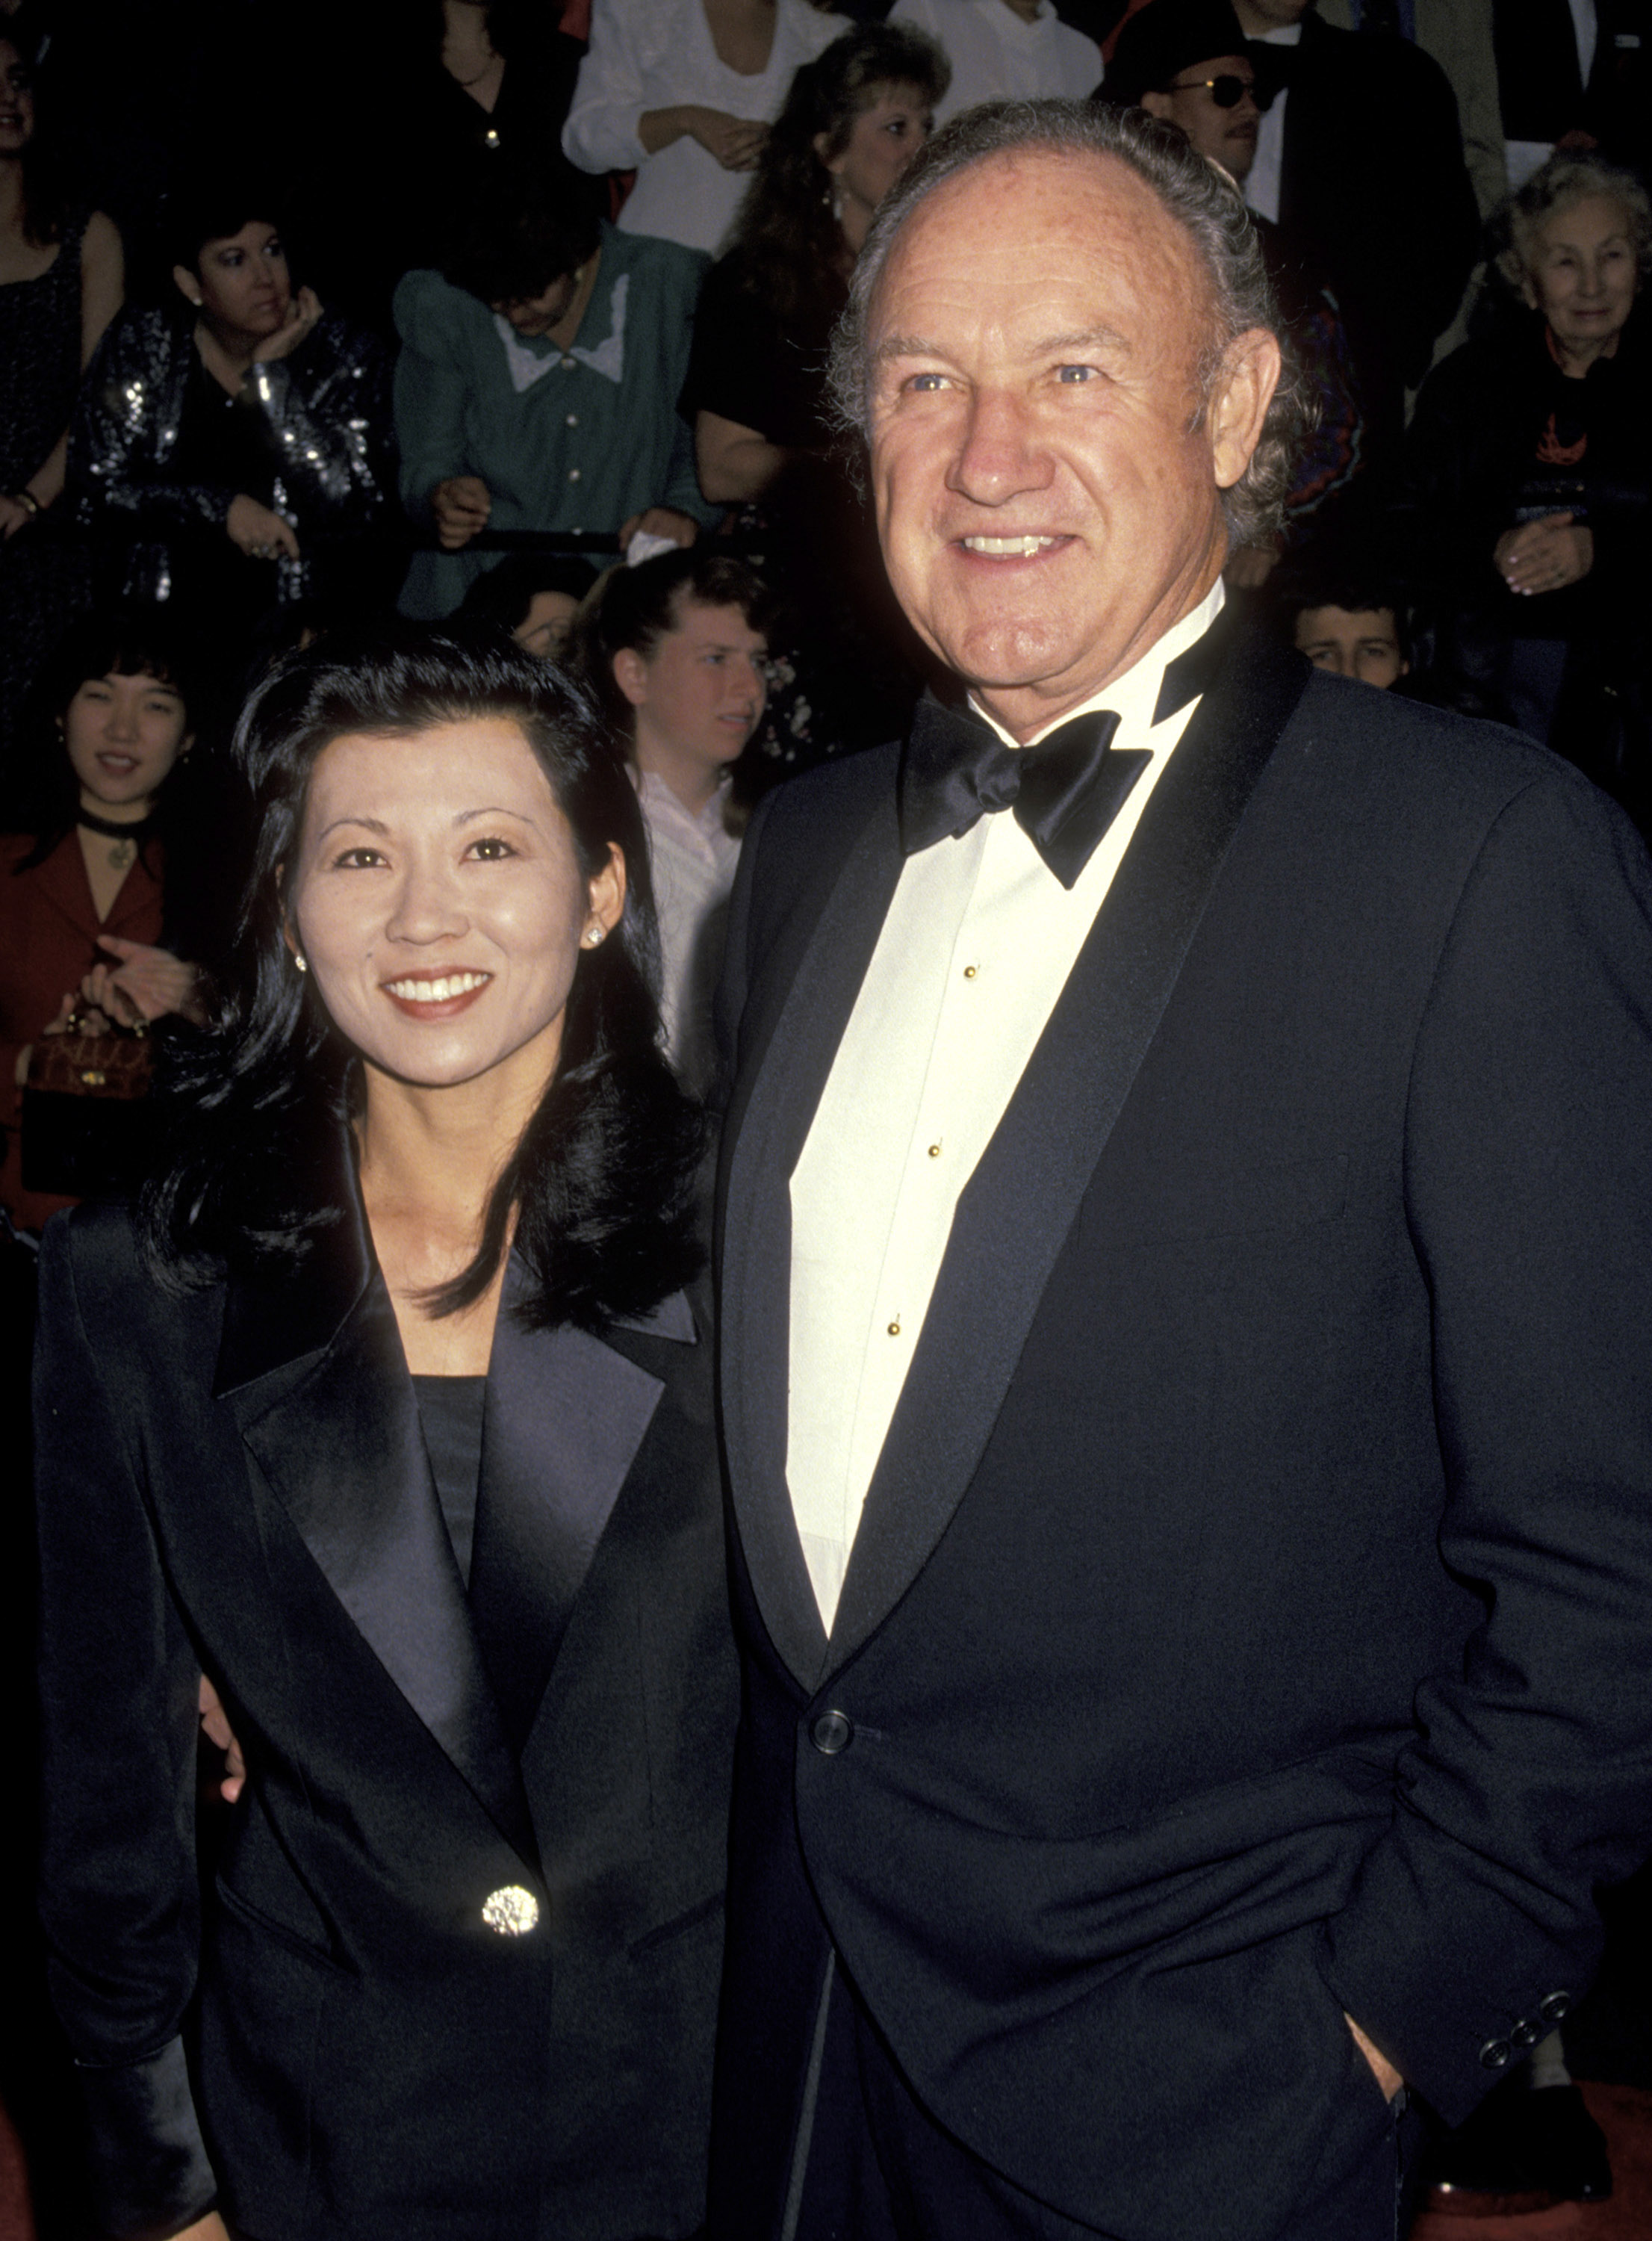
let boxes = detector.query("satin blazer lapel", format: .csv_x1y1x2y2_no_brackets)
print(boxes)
468,1270,680,1752
215,1181,535,1862
826,633,1311,1676
721,778,905,1690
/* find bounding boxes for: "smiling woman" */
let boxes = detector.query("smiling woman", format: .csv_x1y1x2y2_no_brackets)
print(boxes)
32,624,734,2241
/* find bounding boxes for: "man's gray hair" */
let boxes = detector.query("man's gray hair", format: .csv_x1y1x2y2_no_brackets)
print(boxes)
827,99,1307,551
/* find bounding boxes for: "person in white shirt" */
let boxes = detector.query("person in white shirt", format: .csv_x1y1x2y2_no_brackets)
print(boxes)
886,0,1100,127
562,0,849,255
580,548,775,1091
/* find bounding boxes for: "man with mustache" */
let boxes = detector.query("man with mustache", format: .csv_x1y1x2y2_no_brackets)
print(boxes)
709,96,1652,2241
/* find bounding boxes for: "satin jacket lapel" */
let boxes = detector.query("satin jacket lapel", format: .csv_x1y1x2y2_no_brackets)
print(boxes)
215,1172,535,1862
826,633,1311,1675
721,778,905,1690
468,1268,675,1751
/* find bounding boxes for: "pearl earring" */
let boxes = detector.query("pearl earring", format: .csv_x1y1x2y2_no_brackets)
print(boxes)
293,952,308,973
584,923,605,947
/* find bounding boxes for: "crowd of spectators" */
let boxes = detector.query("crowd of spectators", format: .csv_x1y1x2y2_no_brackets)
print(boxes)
4,0,1652,2228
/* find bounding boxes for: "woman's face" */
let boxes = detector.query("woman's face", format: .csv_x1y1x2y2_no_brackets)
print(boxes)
618,599,768,776
286,720,624,1094
819,81,933,232
0,40,34,157
1522,193,1640,354
62,668,192,817
178,220,293,341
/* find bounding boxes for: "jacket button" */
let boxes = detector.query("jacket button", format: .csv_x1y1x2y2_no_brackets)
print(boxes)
1538,1991,1573,2024
481,1885,538,1935
1509,2018,1542,2050
1478,2036,1512,2070
811,1710,853,1755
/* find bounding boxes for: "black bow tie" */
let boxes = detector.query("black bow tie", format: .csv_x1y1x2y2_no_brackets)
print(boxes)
900,698,1148,889
899,615,1229,887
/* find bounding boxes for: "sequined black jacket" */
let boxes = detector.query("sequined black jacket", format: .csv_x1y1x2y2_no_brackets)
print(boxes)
67,303,397,607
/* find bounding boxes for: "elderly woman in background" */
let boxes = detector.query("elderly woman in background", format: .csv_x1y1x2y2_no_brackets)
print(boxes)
1395,153,1652,808
0,19,123,802
562,0,848,255
680,21,948,754
68,179,397,693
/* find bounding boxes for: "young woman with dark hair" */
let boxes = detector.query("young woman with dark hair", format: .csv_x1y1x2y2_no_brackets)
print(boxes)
66,179,397,684
33,624,736,2241
0,19,124,788
0,606,205,1233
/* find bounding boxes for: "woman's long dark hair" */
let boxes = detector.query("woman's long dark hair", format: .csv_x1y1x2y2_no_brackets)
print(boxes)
140,623,704,1330
719,23,948,331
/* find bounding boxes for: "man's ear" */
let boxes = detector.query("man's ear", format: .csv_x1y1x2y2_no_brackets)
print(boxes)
173,262,203,309
1208,326,1282,492
612,648,649,710
1138,90,1173,123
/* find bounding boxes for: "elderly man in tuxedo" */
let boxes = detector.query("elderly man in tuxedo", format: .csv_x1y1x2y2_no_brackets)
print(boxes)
707,97,1652,2241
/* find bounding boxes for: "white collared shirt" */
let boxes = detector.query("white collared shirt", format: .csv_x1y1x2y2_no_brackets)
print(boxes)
636,768,742,1097
1245,21,1302,226
889,0,1103,126
786,586,1223,1627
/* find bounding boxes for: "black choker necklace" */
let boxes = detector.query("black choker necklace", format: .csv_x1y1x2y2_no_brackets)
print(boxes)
78,806,155,841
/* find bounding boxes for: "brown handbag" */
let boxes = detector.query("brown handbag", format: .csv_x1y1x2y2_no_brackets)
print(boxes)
21,1008,156,1198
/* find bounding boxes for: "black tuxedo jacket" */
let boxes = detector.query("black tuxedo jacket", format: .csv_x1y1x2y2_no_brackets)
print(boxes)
709,630,1652,2241
34,1172,737,2241
1266,16,1479,440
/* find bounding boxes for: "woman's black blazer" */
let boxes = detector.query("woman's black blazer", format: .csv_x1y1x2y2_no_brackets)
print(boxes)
33,1177,738,2241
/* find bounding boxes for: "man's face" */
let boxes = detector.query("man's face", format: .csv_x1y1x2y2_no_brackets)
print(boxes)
866,149,1276,737
1141,55,1262,182
1293,604,1407,688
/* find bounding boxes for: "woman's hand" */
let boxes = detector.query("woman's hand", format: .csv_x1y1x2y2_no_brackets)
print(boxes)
82,937,205,1026
199,1676,247,1805
226,494,301,562
0,492,40,541
256,285,323,364
171,2215,233,2241
1494,513,1594,597
642,104,768,169
432,475,492,551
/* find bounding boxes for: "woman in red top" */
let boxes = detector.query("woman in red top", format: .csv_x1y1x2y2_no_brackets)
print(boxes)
1,609,203,1232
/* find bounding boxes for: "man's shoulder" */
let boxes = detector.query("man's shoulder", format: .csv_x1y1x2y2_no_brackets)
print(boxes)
749,742,903,866
1281,669,1612,845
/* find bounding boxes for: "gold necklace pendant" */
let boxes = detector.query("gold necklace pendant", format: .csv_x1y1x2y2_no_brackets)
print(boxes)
108,836,136,872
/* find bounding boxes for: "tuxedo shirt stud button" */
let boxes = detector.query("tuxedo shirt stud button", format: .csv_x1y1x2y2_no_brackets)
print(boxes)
1540,1991,1574,2024
482,1885,539,1936
1478,2036,1512,2071
811,1711,853,1755
1509,2018,1543,2051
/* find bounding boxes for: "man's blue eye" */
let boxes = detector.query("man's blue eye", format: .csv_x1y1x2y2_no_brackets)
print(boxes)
1057,365,1096,383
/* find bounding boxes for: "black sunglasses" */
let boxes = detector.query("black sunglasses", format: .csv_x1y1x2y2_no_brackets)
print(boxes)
1163,73,1269,109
